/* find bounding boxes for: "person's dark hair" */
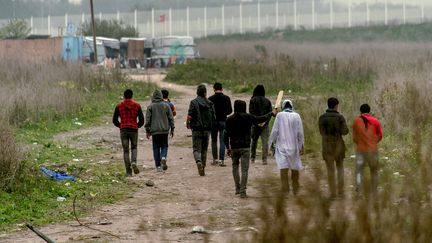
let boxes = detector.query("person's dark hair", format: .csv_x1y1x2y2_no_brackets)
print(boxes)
213,82,222,91
161,89,169,99
252,84,265,97
327,97,339,109
197,84,207,97
124,89,133,99
234,100,247,113
360,103,371,113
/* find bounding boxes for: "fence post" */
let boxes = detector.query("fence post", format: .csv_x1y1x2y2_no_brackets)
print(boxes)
204,6,208,37
421,0,425,22
65,13,68,27
403,0,406,24
366,0,370,26
169,8,172,36
239,3,243,33
117,11,120,22
30,16,33,34
275,1,279,29
134,9,137,30
330,0,333,29
48,15,51,35
257,2,261,32
99,12,102,21
221,4,225,35
312,0,315,30
384,0,388,25
294,0,297,30
81,13,85,24
187,6,190,36
151,8,155,38
347,0,351,27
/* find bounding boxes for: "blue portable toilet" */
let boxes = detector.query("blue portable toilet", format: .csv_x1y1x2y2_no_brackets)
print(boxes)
62,36,83,62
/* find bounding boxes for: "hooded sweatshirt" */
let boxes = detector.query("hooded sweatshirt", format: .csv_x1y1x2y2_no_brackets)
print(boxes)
145,90,175,135
224,100,273,149
249,85,273,127
113,99,144,130
187,85,216,131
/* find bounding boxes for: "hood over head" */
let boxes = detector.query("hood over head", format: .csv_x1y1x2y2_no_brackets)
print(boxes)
196,84,207,97
234,100,247,113
282,99,293,112
152,89,163,102
252,84,265,97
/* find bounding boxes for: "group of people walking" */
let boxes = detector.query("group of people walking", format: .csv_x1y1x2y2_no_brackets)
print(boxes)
113,83,382,199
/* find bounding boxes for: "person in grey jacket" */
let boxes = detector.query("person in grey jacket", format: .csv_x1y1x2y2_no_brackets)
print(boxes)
145,90,175,172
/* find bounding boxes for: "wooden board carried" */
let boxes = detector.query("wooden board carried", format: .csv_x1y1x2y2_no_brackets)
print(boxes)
258,90,283,127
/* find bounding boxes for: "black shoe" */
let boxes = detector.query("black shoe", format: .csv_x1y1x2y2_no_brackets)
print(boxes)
161,157,168,171
240,193,248,198
197,162,205,176
132,164,140,174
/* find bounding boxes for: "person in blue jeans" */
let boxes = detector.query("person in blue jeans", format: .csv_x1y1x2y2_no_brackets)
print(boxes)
145,90,175,172
208,82,232,167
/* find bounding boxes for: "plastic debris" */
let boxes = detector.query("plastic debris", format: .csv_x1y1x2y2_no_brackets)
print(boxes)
56,196,66,202
191,226,206,234
40,166,75,181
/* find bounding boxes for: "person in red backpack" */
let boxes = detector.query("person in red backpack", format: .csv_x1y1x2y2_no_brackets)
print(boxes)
113,89,145,177
352,103,383,197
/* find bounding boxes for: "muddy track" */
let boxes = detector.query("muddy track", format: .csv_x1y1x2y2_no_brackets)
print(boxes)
3,74,292,242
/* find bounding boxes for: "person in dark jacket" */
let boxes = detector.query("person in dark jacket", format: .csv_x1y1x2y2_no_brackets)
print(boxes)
225,100,274,198
161,89,177,117
208,82,232,167
318,97,349,198
113,89,145,177
145,90,175,172
249,84,273,164
187,84,216,176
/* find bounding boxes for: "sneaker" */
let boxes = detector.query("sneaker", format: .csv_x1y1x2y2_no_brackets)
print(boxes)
262,160,268,165
235,191,240,195
211,160,218,166
156,167,163,172
240,193,248,198
125,172,132,177
251,158,255,163
161,157,168,171
219,160,226,167
197,162,205,176
132,164,140,174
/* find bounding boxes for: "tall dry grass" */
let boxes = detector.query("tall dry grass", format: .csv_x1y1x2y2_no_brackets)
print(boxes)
0,124,21,191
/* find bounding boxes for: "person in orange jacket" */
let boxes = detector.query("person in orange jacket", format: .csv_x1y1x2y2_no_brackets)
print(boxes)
352,103,383,197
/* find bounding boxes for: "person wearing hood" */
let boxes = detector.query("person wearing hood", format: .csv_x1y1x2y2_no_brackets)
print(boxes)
318,97,349,199
268,100,304,195
145,89,175,172
249,84,273,164
113,89,145,177
224,100,274,198
186,84,216,176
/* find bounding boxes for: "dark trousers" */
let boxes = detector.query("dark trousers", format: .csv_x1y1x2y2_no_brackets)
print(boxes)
355,152,379,197
192,130,210,166
211,121,226,161
280,169,299,194
325,158,345,197
120,129,138,174
232,148,250,194
152,134,169,168
251,125,269,161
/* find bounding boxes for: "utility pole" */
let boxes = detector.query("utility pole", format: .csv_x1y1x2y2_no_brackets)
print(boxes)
90,0,98,64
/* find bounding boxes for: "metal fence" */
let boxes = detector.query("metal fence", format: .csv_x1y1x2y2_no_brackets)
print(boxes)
1,0,431,38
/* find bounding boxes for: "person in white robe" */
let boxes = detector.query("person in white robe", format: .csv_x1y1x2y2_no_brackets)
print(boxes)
268,99,304,194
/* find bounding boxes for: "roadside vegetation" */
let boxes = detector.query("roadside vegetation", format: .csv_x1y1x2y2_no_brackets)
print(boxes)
167,41,432,241
0,60,154,231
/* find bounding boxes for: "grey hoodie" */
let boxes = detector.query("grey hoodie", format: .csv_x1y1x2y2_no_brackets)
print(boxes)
145,90,175,135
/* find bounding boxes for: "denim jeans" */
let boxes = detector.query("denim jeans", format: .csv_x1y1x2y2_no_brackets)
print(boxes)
211,121,226,161
120,129,138,174
355,151,379,196
192,130,210,166
250,125,269,161
231,148,250,194
152,134,169,168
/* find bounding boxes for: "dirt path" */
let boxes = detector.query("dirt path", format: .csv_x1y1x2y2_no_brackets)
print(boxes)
3,74,287,242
